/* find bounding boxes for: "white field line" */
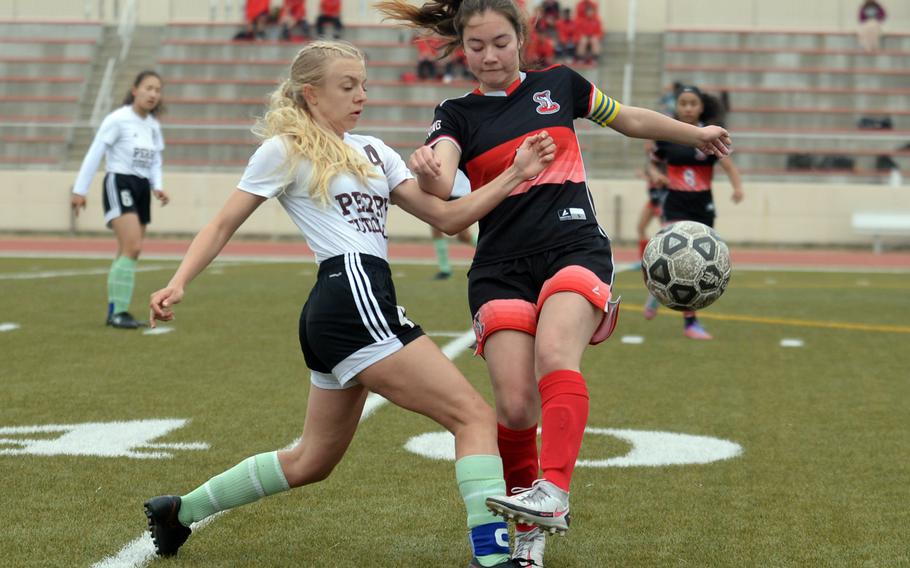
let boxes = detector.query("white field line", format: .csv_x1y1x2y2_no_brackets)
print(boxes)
0,265,171,280
89,330,475,568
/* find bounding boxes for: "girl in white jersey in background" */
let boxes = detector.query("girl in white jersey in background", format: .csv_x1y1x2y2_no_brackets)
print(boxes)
71,70,168,329
143,41,555,568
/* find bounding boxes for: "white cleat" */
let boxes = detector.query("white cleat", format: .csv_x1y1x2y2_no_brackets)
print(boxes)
512,527,546,567
485,480,570,535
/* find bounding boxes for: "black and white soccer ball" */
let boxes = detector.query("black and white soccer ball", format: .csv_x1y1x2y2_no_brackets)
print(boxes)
642,221,732,311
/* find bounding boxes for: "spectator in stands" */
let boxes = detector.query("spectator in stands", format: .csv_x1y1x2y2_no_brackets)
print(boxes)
70,71,168,330
644,85,743,339
857,0,886,52
378,1,733,565
280,0,310,41
658,81,684,116
235,0,270,40
142,40,556,566
574,0,597,20
414,35,443,80
443,47,473,82
525,28,556,68
539,0,560,37
575,2,603,64
317,0,343,38
554,8,577,63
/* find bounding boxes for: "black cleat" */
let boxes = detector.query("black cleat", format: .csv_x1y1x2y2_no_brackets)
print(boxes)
144,495,191,556
107,311,141,329
468,558,533,568
433,271,452,280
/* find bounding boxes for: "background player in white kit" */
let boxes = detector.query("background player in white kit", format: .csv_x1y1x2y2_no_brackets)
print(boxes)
70,70,168,329
143,41,555,568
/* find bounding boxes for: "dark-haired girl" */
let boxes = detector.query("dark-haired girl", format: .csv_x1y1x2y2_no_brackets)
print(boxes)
645,85,744,339
71,70,168,329
377,0,733,564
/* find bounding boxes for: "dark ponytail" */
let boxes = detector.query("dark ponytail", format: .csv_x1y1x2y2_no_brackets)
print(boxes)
376,0,526,57
122,70,164,116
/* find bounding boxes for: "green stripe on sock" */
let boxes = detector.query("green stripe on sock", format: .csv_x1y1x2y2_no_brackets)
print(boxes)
107,256,137,313
178,451,290,526
433,238,451,273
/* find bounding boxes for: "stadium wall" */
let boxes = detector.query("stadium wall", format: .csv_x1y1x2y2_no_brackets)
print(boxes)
1,0,908,32
4,171,907,247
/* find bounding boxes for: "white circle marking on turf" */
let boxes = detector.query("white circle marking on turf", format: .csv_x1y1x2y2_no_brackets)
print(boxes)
142,326,174,336
0,322,20,332
404,428,742,467
621,335,644,344
780,338,804,348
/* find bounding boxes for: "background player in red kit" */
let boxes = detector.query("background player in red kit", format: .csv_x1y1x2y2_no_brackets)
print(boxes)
377,0,733,565
645,85,744,339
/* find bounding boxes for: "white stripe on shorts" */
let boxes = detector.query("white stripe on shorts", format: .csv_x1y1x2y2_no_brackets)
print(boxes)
352,253,393,338
343,253,385,342
104,174,122,224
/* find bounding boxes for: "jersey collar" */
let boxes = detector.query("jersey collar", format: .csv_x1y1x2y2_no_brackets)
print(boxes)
473,72,526,97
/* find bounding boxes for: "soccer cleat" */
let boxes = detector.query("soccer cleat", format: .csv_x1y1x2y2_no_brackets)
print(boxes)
485,480,571,535
468,558,534,568
144,495,192,556
433,271,452,280
107,311,141,329
684,322,713,340
512,527,546,566
643,295,660,320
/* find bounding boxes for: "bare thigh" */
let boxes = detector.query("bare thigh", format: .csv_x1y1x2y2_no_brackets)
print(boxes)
110,213,143,259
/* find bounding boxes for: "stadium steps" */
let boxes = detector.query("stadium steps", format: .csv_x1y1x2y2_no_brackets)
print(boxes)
66,26,163,168
662,28,910,180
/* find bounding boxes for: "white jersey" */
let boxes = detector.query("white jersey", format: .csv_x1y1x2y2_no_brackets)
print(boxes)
238,134,413,263
72,106,165,195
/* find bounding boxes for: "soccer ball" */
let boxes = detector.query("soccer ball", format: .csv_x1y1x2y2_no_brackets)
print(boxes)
642,221,732,311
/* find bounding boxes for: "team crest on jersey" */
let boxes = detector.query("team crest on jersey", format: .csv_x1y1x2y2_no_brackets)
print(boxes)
532,90,560,115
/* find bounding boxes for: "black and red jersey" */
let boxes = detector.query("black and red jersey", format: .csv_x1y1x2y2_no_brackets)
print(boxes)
424,65,619,266
652,138,718,192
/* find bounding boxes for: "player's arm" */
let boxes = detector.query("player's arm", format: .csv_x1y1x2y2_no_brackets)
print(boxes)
408,139,460,199
149,190,266,325
393,132,555,234
609,105,731,158
718,157,744,203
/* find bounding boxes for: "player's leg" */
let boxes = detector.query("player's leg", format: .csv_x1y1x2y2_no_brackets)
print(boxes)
431,226,453,279
107,213,143,328
145,383,367,556
636,201,655,261
356,336,513,567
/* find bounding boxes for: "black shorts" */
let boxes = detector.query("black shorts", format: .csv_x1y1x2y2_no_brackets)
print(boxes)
467,235,615,316
662,189,715,227
102,173,151,226
648,186,667,214
299,252,424,389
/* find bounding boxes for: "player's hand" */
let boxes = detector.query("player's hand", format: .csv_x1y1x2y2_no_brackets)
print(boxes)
153,189,170,206
652,173,670,187
732,188,744,204
408,145,442,179
149,286,184,328
513,130,556,180
695,125,732,157
70,194,86,217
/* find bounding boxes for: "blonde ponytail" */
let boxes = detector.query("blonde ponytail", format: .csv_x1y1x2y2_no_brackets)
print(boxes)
252,41,379,206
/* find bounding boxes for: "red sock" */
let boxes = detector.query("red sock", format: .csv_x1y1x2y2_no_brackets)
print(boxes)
538,370,589,492
638,238,649,260
497,423,538,532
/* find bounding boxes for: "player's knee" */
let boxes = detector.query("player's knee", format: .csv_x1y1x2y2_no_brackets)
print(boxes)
281,448,340,487
537,265,610,312
533,339,575,377
473,299,537,357
495,388,540,428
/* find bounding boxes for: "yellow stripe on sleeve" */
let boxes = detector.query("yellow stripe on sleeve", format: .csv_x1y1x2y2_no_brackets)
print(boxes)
588,87,621,127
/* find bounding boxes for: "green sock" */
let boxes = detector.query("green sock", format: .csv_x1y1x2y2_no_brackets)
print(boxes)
107,256,137,313
456,455,510,566
178,451,291,527
433,238,451,274
471,233,478,247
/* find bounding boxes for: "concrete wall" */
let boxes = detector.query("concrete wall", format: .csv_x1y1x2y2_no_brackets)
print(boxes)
2,0,909,32
3,170,908,247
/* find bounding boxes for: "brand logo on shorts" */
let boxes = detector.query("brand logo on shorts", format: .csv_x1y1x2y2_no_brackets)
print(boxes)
533,90,560,115
328,272,342,278
558,208,586,221
592,285,601,296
